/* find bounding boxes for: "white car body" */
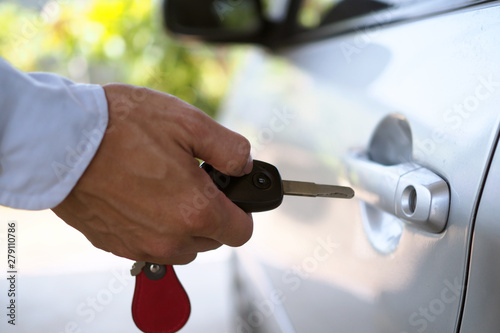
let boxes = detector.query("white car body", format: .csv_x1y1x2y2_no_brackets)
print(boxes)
216,2,500,332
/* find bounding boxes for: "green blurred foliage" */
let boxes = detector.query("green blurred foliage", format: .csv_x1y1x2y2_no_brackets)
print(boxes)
0,0,242,117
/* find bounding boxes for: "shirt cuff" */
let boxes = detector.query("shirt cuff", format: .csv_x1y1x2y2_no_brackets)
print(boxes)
0,60,109,210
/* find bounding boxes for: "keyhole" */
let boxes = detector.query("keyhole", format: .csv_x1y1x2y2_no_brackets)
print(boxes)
402,186,417,216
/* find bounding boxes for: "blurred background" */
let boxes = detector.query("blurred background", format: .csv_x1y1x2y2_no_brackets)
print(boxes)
0,0,251,332
0,0,249,117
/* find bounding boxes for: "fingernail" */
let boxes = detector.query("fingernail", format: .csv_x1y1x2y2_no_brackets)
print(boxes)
243,155,253,174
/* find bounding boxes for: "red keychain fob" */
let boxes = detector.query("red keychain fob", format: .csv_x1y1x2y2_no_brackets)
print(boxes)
131,263,190,333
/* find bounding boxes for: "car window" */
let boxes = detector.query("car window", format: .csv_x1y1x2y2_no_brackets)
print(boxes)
297,0,391,29
284,0,487,45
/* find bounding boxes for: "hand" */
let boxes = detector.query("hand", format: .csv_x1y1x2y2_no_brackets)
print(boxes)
52,83,253,265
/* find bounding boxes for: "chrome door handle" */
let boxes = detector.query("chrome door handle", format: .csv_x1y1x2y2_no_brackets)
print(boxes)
344,150,450,233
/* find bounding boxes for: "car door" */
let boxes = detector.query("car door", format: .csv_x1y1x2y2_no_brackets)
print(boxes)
217,1,500,332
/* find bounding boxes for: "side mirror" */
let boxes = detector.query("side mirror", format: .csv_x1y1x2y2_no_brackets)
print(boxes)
163,0,273,45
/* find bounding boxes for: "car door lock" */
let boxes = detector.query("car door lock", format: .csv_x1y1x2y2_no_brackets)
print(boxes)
345,151,450,233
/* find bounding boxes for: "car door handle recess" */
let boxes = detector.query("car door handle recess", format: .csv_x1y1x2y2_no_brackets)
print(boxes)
345,114,450,234
345,150,450,233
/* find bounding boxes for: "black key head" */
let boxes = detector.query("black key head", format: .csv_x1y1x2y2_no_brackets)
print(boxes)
201,160,284,212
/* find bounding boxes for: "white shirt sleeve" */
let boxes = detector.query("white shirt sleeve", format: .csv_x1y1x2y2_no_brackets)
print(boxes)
0,58,109,210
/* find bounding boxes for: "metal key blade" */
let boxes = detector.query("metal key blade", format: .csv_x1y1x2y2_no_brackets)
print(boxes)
131,261,146,276
282,180,354,199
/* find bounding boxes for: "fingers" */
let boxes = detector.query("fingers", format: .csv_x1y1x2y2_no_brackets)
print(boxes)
141,88,253,176
173,101,253,177
59,208,226,265
184,179,254,247
213,197,254,247
167,104,254,245
150,93,254,245
123,237,223,265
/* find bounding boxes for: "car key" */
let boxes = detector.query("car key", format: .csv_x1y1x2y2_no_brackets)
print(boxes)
202,159,354,212
131,160,354,333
